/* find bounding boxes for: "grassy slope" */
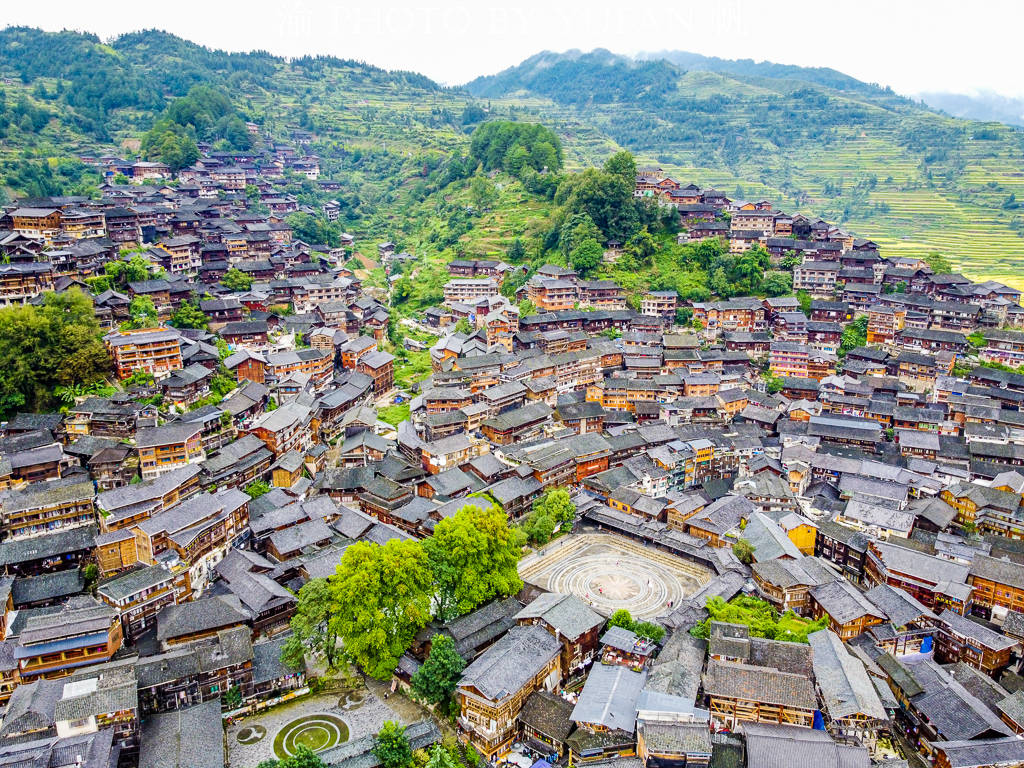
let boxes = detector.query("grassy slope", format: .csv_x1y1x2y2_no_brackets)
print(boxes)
479,68,1024,288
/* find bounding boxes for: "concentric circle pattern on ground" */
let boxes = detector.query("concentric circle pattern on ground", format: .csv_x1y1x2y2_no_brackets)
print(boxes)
519,533,712,619
273,713,349,759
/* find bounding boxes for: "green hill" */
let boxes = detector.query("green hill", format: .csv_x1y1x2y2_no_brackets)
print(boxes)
0,28,479,219
3,30,1024,287
467,50,1024,287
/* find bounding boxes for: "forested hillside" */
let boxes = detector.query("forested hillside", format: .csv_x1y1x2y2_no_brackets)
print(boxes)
467,50,1024,285
0,28,479,216
3,28,1024,285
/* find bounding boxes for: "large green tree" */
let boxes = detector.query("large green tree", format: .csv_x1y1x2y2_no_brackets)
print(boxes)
533,488,576,527
410,633,465,712
469,175,498,209
141,122,199,171
281,577,338,669
220,267,252,292
559,212,603,258
287,212,340,247
468,121,563,176
169,299,208,330
0,289,111,418
126,296,158,329
422,504,523,621
520,488,576,546
624,228,657,266
556,167,636,241
603,150,637,186
373,722,413,768
330,540,433,679
105,254,153,288
839,316,869,358
569,238,604,276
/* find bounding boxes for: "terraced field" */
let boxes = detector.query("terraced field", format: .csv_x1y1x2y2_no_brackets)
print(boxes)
480,60,1024,289
620,131,1024,288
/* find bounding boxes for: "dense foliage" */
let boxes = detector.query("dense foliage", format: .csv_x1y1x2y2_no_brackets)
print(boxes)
410,634,466,715
691,595,828,643
839,316,869,358
0,290,111,418
423,504,523,622
257,746,326,768
0,27,273,140
285,504,523,679
520,488,576,545
467,50,680,107
141,85,252,169
469,120,563,176
331,539,433,679
220,267,253,292
373,722,413,768
607,609,666,643
169,300,209,330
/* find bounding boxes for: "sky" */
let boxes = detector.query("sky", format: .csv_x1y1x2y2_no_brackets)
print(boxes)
3,0,1022,97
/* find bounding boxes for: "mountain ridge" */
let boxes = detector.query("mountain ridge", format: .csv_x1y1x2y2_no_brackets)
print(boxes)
2,28,1024,285
917,90,1024,128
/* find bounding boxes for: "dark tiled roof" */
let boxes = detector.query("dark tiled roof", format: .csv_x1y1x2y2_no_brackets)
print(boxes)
702,659,816,710
458,624,561,702
518,690,575,742
252,631,303,683
12,568,84,606
156,594,250,642
139,699,224,768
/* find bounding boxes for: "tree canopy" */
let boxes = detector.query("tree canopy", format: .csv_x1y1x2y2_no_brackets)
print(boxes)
410,633,465,714
220,267,253,292
469,120,563,177
257,746,326,768
169,299,208,330
569,238,604,276
692,595,827,643
423,504,523,622
606,609,665,643
0,289,111,418
281,577,337,669
839,315,869,358
285,502,525,678
330,539,433,679
520,488,576,546
288,212,341,247
373,722,413,768
555,167,636,242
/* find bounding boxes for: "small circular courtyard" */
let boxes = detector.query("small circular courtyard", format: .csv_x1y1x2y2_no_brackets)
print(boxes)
227,682,418,767
273,712,349,758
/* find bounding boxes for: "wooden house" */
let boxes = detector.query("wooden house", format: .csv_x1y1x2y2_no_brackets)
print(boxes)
457,624,563,761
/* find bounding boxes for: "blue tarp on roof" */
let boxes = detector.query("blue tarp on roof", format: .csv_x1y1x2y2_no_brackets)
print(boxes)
13,631,110,659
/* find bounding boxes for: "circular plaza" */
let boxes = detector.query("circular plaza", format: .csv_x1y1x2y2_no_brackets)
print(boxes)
518,533,711,619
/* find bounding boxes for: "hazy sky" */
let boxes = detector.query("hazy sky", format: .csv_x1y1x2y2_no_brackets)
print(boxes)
3,0,1021,97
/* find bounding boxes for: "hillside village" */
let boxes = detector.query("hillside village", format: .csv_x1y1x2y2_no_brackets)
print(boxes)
5,123,1024,768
